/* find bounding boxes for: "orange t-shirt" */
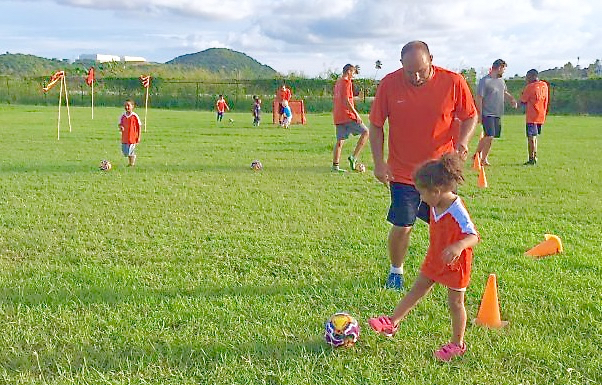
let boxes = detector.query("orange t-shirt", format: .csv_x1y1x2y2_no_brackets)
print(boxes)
278,88,291,102
120,112,141,144
520,80,549,124
332,76,357,124
216,99,229,113
369,66,477,184
421,197,478,290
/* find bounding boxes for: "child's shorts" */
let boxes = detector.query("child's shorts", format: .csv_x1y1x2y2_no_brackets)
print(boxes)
526,123,542,137
122,143,137,156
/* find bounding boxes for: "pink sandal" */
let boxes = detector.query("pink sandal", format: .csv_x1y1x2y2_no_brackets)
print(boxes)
434,342,467,361
368,316,398,337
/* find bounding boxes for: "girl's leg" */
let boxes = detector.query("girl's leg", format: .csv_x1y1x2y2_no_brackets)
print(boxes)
390,274,436,324
448,289,466,346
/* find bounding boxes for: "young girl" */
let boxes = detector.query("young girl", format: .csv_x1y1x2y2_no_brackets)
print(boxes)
368,153,479,362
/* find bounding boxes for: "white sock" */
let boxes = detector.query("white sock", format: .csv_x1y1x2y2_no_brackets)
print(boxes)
390,265,403,274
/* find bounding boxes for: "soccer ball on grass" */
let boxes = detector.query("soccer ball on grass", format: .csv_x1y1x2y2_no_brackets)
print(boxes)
355,162,366,173
324,312,360,348
250,160,263,171
99,160,112,171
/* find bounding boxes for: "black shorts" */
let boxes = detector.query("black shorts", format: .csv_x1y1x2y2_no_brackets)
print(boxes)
387,182,430,227
482,116,502,138
526,123,542,137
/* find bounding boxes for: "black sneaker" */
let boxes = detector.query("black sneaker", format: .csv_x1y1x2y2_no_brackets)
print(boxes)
523,159,535,166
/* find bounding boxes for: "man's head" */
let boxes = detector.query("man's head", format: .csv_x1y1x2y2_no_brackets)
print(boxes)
491,59,507,78
400,41,433,87
343,64,356,78
526,69,539,83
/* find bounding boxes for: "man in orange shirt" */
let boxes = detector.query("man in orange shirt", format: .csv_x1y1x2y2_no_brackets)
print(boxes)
519,69,549,165
277,84,292,125
369,41,478,290
332,64,369,172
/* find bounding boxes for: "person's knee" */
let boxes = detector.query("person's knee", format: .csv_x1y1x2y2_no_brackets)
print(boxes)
390,225,412,238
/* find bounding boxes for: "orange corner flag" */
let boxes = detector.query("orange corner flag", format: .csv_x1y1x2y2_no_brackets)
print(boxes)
525,234,563,258
474,273,508,328
477,165,488,188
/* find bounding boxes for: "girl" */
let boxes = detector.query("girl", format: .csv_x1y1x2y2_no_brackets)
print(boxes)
368,153,479,361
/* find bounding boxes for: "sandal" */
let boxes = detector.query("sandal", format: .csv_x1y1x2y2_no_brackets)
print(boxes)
434,342,467,361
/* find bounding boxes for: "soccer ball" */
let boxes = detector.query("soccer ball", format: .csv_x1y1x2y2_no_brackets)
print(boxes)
250,160,263,171
99,160,112,171
228,118,234,123
324,312,360,348
355,163,366,173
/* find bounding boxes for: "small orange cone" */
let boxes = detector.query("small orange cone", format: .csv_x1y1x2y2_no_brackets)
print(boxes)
477,165,487,188
525,234,563,258
472,152,482,171
474,273,508,328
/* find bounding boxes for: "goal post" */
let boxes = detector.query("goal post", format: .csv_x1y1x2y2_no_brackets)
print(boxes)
272,99,307,125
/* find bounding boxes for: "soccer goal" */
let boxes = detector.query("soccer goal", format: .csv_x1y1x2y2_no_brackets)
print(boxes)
272,100,307,125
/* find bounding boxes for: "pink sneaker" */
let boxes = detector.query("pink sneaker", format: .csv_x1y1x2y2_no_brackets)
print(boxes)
368,316,398,337
434,342,467,361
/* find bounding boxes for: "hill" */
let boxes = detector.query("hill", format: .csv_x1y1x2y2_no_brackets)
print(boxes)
0,53,69,76
166,48,278,78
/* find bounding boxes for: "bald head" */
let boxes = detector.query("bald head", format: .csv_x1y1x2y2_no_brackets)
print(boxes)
400,41,431,60
400,41,433,87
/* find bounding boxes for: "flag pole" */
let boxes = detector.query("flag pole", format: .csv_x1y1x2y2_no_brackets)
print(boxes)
63,76,72,132
91,80,94,120
58,77,63,140
144,85,149,132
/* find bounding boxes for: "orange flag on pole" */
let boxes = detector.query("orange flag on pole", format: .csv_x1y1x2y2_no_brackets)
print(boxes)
43,70,65,92
85,67,95,86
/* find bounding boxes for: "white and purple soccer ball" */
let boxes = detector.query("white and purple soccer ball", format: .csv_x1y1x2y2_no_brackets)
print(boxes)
99,160,112,171
324,312,360,348
251,160,263,171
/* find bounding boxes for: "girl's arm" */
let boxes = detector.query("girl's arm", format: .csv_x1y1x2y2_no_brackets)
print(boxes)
442,234,479,265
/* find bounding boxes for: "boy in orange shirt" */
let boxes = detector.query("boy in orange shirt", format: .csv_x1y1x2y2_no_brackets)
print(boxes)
519,69,549,165
118,99,141,167
216,94,230,122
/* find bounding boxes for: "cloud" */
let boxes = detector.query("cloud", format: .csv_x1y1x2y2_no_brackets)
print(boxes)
1,0,601,77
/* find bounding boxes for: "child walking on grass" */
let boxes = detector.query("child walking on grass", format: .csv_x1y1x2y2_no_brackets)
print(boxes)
118,99,141,167
369,153,479,362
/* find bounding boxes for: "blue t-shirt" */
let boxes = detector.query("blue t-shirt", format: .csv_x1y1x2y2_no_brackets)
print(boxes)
283,106,292,118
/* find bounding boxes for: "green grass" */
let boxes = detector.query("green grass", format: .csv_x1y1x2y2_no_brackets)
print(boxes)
0,105,600,384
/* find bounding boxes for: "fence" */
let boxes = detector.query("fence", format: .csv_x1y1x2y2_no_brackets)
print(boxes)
2,76,602,115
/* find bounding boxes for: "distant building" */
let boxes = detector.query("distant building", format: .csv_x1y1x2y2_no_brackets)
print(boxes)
78,54,146,63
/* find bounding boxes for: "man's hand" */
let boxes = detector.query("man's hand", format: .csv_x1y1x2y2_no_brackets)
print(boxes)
373,161,393,185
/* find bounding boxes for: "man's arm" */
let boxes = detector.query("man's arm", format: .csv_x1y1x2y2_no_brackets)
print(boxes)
505,90,518,108
475,95,483,123
456,114,478,160
369,122,392,184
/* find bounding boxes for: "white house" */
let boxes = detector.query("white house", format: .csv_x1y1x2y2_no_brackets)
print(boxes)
79,54,147,63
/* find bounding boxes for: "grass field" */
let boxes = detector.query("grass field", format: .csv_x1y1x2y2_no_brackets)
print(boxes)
0,105,600,385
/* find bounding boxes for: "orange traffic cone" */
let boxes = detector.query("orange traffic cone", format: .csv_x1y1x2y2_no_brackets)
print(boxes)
477,165,487,188
474,273,508,328
525,234,563,258
472,152,482,171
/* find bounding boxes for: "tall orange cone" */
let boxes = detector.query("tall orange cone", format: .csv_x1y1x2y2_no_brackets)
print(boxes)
474,273,508,328
477,164,488,188
472,152,482,171
525,234,563,258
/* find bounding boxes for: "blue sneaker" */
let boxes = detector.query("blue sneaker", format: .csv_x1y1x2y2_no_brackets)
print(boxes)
386,272,404,290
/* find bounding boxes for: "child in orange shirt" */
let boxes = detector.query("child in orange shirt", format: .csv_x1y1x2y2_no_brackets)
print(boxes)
216,94,230,122
118,99,141,167
369,153,479,362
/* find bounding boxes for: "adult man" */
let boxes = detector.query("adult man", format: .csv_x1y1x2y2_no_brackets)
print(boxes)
473,59,518,166
369,41,478,290
519,69,549,165
332,64,369,172
277,84,292,125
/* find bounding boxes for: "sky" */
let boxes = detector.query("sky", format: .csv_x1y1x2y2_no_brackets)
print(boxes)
1,0,601,79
